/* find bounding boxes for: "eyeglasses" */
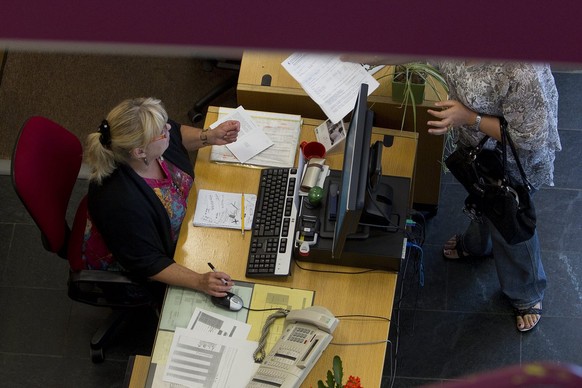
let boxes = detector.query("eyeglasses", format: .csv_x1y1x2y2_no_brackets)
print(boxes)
151,123,170,143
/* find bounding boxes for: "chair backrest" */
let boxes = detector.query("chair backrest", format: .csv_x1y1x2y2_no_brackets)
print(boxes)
11,116,83,258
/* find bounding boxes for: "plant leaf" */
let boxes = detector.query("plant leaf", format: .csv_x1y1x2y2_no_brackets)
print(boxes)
326,370,335,388
333,355,343,387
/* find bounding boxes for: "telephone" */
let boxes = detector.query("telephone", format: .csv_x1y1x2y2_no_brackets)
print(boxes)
247,306,339,388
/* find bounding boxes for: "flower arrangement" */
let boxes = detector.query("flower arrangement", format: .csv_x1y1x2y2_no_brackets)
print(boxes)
317,355,363,388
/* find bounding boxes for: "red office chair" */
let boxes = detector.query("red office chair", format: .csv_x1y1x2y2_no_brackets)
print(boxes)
11,116,154,363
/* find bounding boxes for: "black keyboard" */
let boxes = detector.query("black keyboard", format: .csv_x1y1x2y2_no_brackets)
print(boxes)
246,167,300,276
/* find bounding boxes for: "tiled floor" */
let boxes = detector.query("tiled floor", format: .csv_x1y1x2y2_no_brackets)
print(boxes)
1,72,581,388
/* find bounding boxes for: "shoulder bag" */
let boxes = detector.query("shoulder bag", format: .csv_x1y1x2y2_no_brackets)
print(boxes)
444,118,536,244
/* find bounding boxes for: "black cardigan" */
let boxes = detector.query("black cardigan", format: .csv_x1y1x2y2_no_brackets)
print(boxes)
88,120,194,279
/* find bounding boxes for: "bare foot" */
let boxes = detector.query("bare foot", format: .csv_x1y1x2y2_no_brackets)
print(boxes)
442,235,469,259
516,302,542,332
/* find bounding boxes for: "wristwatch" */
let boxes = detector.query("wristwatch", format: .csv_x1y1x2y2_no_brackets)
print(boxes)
473,114,482,132
200,127,209,146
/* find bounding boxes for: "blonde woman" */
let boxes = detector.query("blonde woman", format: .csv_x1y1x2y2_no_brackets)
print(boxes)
83,97,240,298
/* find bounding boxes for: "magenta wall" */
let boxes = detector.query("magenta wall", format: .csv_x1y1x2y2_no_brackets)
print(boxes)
1,0,581,63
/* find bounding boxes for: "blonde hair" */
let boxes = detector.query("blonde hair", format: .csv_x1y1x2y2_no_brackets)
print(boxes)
85,97,169,184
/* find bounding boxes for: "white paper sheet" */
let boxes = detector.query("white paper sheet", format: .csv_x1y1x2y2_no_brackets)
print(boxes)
281,53,379,124
209,106,273,163
163,327,257,388
210,107,302,168
186,307,252,338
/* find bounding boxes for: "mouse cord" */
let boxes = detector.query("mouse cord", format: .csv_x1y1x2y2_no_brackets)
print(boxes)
253,308,290,363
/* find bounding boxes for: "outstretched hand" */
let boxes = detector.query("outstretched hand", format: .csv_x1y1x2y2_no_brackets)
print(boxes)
427,100,476,135
210,120,240,145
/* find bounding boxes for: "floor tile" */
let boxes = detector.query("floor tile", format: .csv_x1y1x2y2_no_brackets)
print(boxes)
56,356,128,388
0,287,72,356
0,176,34,224
553,72,582,129
1,223,70,288
541,250,582,318
0,353,64,388
390,310,521,380
553,130,582,189
0,223,13,274
535,187,582,252
521,315,582,366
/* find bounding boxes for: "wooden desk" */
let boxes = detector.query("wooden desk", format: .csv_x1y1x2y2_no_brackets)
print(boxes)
237,51,445,214
146,107,417,387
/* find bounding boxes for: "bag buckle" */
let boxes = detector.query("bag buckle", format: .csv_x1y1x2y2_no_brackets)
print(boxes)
462,203,484,223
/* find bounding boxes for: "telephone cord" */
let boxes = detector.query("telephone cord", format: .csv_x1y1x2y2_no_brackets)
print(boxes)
252,308,290,363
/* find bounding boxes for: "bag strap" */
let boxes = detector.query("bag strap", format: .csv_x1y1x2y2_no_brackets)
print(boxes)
499,117,532,190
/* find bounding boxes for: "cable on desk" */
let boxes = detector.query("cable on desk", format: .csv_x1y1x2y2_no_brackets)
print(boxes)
293,260,385,275
336,314,391,322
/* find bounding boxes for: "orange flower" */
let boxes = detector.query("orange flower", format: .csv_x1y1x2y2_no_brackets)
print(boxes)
343,375,362,388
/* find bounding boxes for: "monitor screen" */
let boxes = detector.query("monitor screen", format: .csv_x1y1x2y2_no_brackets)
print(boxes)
331,83,374,259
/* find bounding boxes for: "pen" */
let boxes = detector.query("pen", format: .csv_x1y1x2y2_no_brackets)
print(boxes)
208,262,228,285
241,193,245,238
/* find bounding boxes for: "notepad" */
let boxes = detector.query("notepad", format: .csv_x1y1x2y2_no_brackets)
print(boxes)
193,189,256,230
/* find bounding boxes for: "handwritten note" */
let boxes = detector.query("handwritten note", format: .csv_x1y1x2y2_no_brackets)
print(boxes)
193,189,256,230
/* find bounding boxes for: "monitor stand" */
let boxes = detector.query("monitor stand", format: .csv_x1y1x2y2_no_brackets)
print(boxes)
293,170,410,272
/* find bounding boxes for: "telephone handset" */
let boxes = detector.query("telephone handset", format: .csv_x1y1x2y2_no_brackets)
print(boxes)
247,306,339,388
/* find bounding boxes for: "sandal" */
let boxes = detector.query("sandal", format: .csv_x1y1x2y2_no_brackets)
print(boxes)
442,234,490,260
515,303,542,332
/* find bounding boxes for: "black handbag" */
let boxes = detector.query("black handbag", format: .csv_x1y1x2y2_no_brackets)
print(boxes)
444,118,536,245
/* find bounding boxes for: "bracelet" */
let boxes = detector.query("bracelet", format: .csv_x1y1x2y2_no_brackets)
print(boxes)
473,114,482,132
200,127,209,146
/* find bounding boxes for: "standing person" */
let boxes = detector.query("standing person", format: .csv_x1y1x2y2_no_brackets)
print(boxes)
425,61,561,332
83,97,241,299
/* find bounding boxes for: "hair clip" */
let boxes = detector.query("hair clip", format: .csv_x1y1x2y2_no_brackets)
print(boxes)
98,120,112,148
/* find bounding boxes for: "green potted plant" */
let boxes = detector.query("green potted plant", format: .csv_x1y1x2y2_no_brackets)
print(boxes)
388,62,449,131
318,355,362,388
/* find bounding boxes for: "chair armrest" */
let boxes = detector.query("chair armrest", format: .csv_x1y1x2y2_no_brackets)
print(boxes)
68,269,153,308
70,269,137,284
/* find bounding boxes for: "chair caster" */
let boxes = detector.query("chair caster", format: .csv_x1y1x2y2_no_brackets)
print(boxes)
91,347,105,363
188,109,204,123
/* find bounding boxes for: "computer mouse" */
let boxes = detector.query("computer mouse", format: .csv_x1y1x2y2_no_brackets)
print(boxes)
211,292,244,312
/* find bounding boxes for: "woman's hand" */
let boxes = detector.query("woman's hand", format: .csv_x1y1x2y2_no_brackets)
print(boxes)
210,120,240,145
150,263,234,297
427,100,477,135
200,271,234,297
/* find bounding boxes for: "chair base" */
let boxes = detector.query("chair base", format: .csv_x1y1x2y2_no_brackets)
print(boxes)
90,309,130,363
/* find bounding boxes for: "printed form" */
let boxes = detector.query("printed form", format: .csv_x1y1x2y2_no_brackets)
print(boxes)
210,107,302,168
281,53,379,124
164,309,256,388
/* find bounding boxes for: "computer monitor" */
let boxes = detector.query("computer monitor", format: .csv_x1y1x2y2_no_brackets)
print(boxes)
331,83,374,259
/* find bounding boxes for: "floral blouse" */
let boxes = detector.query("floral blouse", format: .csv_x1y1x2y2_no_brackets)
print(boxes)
433,61,562,188
82,158,193,271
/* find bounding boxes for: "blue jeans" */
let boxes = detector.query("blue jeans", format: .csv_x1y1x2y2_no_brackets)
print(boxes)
461,214,546,311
